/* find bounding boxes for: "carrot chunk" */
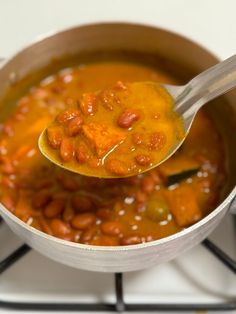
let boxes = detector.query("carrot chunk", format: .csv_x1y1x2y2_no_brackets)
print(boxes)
82,122,126,158
167,185,202,227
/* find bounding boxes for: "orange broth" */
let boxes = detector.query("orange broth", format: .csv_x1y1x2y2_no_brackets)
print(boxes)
0,62,226,246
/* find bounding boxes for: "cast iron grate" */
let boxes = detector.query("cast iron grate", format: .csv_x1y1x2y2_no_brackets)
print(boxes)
0,217,235,312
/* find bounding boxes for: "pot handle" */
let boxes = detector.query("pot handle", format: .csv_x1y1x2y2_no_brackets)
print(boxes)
229,195,236,215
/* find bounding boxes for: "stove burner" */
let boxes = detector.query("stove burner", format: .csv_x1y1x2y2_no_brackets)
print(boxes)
0,218,235,312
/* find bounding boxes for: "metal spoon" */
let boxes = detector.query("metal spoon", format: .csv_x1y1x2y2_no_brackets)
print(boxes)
39,55,236,177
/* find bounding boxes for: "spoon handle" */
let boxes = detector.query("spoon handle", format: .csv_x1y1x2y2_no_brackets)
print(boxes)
176,55,236,119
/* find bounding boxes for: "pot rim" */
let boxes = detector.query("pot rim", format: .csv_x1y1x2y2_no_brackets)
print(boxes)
0,21,235,252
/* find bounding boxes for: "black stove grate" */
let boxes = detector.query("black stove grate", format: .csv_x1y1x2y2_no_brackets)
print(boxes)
0,218,235,312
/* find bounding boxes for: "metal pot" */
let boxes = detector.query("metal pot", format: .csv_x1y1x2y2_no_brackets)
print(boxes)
0,23,235,272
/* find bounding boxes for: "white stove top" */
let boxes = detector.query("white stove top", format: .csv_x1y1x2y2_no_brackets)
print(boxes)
0,0,236,313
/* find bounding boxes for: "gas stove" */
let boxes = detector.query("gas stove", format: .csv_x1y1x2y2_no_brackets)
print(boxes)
0,212,235,314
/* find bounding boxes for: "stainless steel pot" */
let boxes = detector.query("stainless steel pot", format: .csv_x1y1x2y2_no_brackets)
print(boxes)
0,23,235,272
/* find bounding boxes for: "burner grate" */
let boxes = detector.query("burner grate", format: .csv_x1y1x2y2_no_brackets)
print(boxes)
0,219,235,312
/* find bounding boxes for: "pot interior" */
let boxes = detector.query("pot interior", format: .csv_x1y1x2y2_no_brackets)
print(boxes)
0,23,235,201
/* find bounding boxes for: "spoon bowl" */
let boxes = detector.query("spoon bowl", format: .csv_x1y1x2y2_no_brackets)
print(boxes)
39,55,236,178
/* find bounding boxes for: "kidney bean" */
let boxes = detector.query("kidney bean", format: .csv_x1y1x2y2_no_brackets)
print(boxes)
121,235,142,245
57,173,79,191
99,89,121,110
135,155,151,166
1,192,17,211
87,157,101,169
51,85,64,94
117,109,140,128
32,190,52,209
80,226,97,243
13,145,34,162
91,235,120,246
31,87,49,99
96,208,111,220
101,221,124,236
52,191,68,201
0,139,8,155
44,199,66,218
47,126,63,149
149,170,162,184
71,194,93,212
76,143,90,164
148,132,166,150
113,81,127,91
56,108,80,124
80,93,97,115
34,178,54,189
105,159,129,176
38,217,53,235
141,176,155,194
0,156,15,175
73,230,82,242
60,138,74,162
62,206,75,222
1,176,15,189
71,213,96,230
66,116,84,136
51,218,71,237
135,190,147,203
3,121,14,136
135,203,145,213
30,218,42,231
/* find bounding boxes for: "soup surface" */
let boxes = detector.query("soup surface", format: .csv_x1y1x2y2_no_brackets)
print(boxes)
0,62,226,246
41,81,184,177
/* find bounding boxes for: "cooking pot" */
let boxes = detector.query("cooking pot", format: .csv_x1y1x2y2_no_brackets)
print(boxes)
0,23,235,272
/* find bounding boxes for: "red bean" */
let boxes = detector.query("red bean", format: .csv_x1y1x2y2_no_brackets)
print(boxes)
132,133,144,145
56,108,80,124
96,208,111,220
34,178,54,189
44,199,66,218
135,155,151,166
88,157,101,169
1,176,15,189
71,194,93,212
51,218,71,237
121,235,142,245
66,116,84,136
135,190,147,203
1,192,17,211
62,206,75,222
3,121,14,136
57,173,79,191
113,81,127,91
76,143,90,164
149,170,162,184
47,126,63,149
141,176,155,194
0,156,15,174
60,138,74,162
38,217,53,235
99,89,120,110
105,159,129,176
148,132,166,150
80,93,97,115
80,226,97,243
101,221,124,236
91,235,120,246
117,109,140,128
71,213,96,230
32,190,52,209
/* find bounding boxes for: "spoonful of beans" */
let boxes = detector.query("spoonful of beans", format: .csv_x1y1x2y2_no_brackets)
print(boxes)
39,55,236,178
